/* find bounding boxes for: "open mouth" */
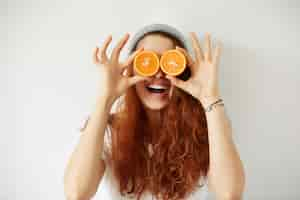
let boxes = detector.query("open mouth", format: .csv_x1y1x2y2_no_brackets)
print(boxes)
146,84,169,94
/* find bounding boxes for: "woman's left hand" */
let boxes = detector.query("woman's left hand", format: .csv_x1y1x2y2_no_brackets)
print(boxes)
165,32,222,107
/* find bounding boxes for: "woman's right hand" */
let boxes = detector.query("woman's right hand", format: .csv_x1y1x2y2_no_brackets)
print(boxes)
93,33,149,105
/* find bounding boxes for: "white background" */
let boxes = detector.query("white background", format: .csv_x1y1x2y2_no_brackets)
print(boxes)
3,0,300,199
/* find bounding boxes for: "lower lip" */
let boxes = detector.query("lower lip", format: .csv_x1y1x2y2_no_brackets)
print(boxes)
146,87,170,97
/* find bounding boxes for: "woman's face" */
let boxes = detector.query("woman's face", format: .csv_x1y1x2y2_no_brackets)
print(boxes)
134,34,175,110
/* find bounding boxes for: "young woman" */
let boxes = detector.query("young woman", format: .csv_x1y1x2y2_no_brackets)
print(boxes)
64,24,245,200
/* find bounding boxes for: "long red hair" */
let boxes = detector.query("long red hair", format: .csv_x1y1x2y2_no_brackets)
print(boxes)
105,32,210,200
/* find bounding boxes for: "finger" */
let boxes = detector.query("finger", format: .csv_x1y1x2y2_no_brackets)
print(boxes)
92,47,99,64
175,46,194,66
121,47,144,69
128,75,150,87
175,46,196,73
122,64,133,77
98,35,112,64
190,32,204,63
204,32,212,62
165,75,187,91
111,33,130,63
213,41,222,66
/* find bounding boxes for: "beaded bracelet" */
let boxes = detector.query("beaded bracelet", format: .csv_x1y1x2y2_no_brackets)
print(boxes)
204,98,225,112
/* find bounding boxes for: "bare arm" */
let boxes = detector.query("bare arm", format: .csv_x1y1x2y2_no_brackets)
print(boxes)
63,94,112,200
63,34,148,200
166,33,246,199
202,98,245,200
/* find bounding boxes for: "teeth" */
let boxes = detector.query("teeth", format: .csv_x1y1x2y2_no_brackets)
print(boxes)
148,84,168,89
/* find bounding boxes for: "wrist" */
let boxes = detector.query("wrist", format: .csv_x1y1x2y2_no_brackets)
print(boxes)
198,95,221,108
197,95,225,113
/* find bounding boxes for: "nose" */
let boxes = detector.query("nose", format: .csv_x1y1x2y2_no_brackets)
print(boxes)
154,68,165,78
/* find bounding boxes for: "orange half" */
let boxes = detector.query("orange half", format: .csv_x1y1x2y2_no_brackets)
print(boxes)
160,49,186,76
133,51,160,76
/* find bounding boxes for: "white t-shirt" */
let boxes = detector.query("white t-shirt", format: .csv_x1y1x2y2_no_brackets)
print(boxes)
95,126,210,200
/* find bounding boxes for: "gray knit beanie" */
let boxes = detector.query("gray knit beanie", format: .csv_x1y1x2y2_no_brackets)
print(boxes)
127,23,192,55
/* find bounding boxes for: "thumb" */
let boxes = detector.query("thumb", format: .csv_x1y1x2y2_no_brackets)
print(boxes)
128,75,150,87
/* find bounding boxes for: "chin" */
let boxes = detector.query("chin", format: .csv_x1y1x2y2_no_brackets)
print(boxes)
142,100,169,110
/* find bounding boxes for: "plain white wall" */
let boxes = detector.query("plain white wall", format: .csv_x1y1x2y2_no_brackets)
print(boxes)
3,0,299,199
